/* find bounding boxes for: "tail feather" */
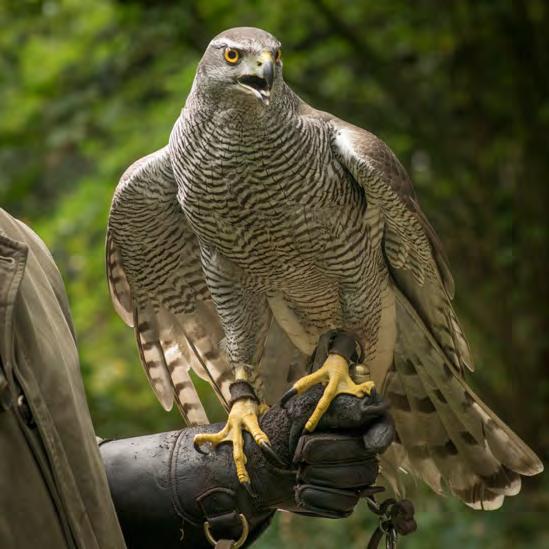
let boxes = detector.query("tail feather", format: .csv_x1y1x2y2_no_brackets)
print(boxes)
134,305,208,425
384,368,509,505
134,306,174,411
158,302,232,410
414,344,541,477
382,290,543,510
408,353,522,498
446,308,474,372
159,339,209,424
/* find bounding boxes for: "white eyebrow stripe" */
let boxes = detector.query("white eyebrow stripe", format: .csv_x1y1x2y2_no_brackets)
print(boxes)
211,39,245,49
210,38,281,50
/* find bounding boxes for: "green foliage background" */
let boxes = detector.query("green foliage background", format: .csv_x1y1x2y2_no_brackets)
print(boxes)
1,0,547,546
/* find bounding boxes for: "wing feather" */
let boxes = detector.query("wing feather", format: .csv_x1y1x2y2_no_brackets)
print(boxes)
107,146,230,424
329,118,472,374
385,291,540,509
106,232,133,326
327,116,542,508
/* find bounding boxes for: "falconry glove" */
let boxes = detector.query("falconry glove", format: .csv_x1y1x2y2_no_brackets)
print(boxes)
100,384,394,548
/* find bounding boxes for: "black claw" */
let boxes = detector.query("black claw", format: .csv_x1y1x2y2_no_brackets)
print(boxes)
280,387,297,407
193,440,209,455
259,441,287,468
242,481,257,498
301,426,311,437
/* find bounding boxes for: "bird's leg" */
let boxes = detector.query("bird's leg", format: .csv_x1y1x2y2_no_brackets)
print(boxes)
194,251,285,483
281,331,375,432
193,366,282,486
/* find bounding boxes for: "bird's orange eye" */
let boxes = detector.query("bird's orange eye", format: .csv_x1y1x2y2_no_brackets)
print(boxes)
275,49,282,64
224,48,240,64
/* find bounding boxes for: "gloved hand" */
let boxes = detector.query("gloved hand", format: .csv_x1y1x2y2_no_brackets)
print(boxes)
283,387,393,519
274,329,393,519
100,386,394,549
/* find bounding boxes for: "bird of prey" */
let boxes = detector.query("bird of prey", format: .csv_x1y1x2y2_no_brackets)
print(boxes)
107,27,542,508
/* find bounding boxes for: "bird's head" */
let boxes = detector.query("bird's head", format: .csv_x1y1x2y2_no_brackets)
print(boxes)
193,27,283,108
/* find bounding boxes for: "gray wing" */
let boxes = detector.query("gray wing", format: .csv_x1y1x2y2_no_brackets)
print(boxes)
107,146,232,425
327,117,542,509
328,119,470,374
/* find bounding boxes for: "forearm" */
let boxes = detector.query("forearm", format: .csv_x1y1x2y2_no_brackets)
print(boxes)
100,428,275,549
99,388,393,548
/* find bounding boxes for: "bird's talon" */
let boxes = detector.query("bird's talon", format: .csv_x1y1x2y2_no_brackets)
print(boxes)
242,481,256,498
259,441,287,467
280,387,297,407
193,435,214,455
193,440,209,455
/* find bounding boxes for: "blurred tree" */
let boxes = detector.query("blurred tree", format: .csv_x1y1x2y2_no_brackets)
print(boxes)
1,0,546,546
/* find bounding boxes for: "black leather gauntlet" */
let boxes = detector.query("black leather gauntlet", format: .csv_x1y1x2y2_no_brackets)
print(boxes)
100,386,394,548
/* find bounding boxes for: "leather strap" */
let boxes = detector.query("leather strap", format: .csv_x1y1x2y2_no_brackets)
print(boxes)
365,497,417,548
329,331,363,364
229,381,258,406
308,330,364,373
198,488,249,547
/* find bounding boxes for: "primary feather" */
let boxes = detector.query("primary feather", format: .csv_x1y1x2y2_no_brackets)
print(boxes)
107,26,542,508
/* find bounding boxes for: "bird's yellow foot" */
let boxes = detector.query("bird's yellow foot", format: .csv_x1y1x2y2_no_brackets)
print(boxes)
193,398,279,485
281,353,375,432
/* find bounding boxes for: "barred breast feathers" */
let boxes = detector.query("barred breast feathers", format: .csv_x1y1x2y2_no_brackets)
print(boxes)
108,141,309,420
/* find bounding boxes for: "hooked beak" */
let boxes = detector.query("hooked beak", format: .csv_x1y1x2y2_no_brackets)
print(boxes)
237,51,274,106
